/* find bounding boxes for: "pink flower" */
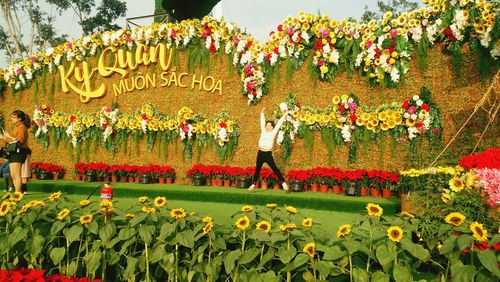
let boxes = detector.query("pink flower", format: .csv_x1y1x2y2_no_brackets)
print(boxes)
476,168,500,207
288,27,295,36
407,106,416,115
366,40,372,48
348,102,358,112
125,35,131,42
244,64,252,72
16,68,23,75
389,28,398,37
67,42,73,49
321,29,330,38
233,36,239,45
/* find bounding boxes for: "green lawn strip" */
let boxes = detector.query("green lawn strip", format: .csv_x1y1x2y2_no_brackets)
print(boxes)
28,180,401,215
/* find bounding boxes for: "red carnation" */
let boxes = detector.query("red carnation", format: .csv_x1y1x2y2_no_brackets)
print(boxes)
421,103,430,111
402,100,409,109
350,114,357,122
219,121,227,128
141,113,148,121
245,40,252,48
70,115,77,123
277,24,283,32
339,104,346,112
209,43,216,53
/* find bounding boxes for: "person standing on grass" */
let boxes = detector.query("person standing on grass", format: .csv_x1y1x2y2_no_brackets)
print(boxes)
1,160,14,192
0,110,30,193
248,107,289,191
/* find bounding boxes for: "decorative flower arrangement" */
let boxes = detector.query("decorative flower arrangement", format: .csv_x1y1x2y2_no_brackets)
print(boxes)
74,163,176,182
275,87,441,162
31,103,240,160
398,165,464,194
186,164,253,182
475,168,500,207
459,147,500,169
31,162,65,179
1,1,498,103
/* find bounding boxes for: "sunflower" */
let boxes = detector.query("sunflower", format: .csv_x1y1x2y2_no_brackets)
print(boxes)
449,178,464,192
280,222,297,231
48,191,62,201
154,197,167,208
29,200,45,208
125,213,135,219
256,220,272,233
266,203,277,209
203,222,213,235
336,224,351,238
235,216,250,230
302,217,313,228
366,203,383,217
202,216,213,223
80,214,93,225
387,226,404,242
100,199,113,212
2,192,10,200
0,201,12,216
400,211,415,218
441,191,451,203
138,196,148,204
445,212,466,227
80,200,91,207
170,208,187,219
10,192,23,202
57,208,70,220
470,222,488,242
241,205,253,212
303,242,316,257
286,206,298,214
142,206,156,214
465,174,478,188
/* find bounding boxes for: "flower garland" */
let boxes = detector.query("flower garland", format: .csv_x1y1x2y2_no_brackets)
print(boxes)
274,87,442,162
31,103,240,161
1,1,498,104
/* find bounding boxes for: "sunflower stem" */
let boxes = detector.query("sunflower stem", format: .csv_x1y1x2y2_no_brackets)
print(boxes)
349,255,353,282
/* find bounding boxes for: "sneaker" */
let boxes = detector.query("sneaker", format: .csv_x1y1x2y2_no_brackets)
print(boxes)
282,182,289,191
248,184,256,191
23,191,28,195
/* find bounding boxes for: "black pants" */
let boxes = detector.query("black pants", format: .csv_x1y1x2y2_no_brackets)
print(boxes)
252,150,285,184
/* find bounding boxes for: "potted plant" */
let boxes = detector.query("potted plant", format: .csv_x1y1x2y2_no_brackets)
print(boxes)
31,162,41,180
287,170,307,192
187,164,207,186
308,168,321,192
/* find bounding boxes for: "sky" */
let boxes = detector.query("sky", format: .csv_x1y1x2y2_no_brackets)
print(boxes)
0,0,380,67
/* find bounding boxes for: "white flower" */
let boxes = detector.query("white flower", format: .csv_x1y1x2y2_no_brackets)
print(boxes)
341,124,351,142
404,112,410,119
416,99,423,106
279,102,288,112
390,67,400,82
408,126,418,140
410,114,417,120
412,95,419,101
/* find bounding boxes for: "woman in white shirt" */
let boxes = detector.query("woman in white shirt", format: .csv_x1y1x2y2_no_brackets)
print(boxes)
248,108,289,191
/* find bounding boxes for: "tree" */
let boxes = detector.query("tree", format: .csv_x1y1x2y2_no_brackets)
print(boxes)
158,0,221,21
361,0,420,22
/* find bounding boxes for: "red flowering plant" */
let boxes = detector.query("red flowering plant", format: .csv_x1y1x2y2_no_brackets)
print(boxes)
259,169,278,185
74,163,87,176
287,170,310,183
161,166,176,179
0,268,102,282
459,148,500,169
123,165,138,178
32,162,65,178
109,164,126,177
186,164,209,179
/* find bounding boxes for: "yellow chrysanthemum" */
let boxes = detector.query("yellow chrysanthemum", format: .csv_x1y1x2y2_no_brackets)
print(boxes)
366,203,383,217
10,192,23,202
57,208,70,220
303,242,316,257
445,212,466,227
138,196,148,204
48,191,62,201
154,197,167,208
80,200,91,207
141,206,156,214
470,222,488,242
0,201,12,216
235,216,250,230
387,226,404,242
336,224,351,238
80,214,93,225
170,208,187,219
203,222,213,235
400,211,415,218
241,205,253,212
302,217,313,228
256,220,272,233
266,203,277,209
449,178,464,192
286,206,298,214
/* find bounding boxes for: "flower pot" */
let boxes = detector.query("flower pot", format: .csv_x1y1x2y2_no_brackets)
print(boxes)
104,176,110,183
332,186,341,194
140,175,150,184
96,176,103,182
111,176,118,182
237,178,252,188
260,181,268,190
75,175,81,181
53,173,59,181
382,189,392,198
166,177,173,184
360,187,369,196
216,179,223,186
224,180,231,187
370,188,380,197
310,182,319,192
290,180,303,192
206,179,211,186
128,177,134,183
159,177,165,184
135,177,140,183
85,174,95,182
193,176,206,186
401,194,415,213
31,173,38,180
254,182,260,189
319,185,329,193
273,184,280,190
120,176,127,182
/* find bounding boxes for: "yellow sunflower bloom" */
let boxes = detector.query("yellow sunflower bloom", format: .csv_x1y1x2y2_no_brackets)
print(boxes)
202,216,213,223
0,201,12,216
449,178,464,192
80,200,91,207
387,226,404,242
441,191,451,203
10,192,24,202
302,217,313,228
366,203,383,217
203,222,213,235
303,242,316,257
170,208,187,219
138,196,148,204
470,222,488,242
445,212,466,227
125,213,135,219
256,220,272,233
154,197,167,208
235,216,250,230
266,203,277,209
336,224,351,238
241,205,253,212
48,191,62,201
57,208,70,220
400,211,415,218
286,206,298,214
142,206,156,214
80,214,93,225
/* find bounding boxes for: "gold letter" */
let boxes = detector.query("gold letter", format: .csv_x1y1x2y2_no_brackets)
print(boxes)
212,80,222,95
191,74,203,90
203,76,215,91
177,73,188,88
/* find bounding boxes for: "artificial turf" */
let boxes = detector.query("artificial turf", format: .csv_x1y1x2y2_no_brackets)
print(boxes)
27,180,401,215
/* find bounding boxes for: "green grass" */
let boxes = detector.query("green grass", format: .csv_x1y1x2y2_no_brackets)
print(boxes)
27,180,401,215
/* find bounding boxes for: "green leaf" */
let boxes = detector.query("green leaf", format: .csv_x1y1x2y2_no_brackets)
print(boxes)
440,236,457,255
251,231,271,242
85,250,102,274
26,235,45,257
8,226,29,248
259,249,274,268
393,264,412,282
50,247,65,265
176,230,195,248
130,213,148,227
63,225,83,245
50,221,66,235
123,257,138,280
371,271,390,282
159,222,176,240
451,261,476,282
400,238,430,261
277,246,297,264
239,248,260,265
342,240,360,254
224,250,241,274
293,253,309,268
353,268,369,282
477,249,500,278
376,244,396,268
323,246,347,261
118,227,137,240
149,244,166,263
457,235,474,251
87,221,99,235
315,261,333,278
270,232,287,243
138,225,155,245
99,222,116,244
67,261,78,277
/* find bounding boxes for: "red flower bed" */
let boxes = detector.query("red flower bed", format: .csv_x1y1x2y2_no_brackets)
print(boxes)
31,162,65,177
459,148,500,169
186,164,254,181
75,163,176,180
0,268,101,282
